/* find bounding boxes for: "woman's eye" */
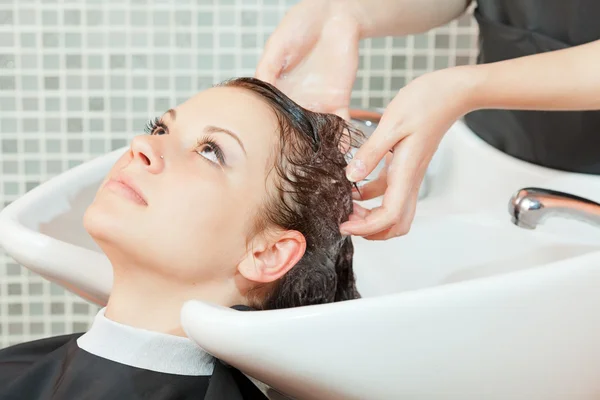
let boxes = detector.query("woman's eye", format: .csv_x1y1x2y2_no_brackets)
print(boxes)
197,143,221,164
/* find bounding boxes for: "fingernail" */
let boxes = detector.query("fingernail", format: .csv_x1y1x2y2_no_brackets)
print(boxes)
346,159,366,182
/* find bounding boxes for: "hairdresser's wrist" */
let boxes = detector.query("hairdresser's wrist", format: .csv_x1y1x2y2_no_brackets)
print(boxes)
444,64,488,117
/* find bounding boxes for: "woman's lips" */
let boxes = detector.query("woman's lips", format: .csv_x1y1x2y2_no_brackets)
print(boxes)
105,175,148,206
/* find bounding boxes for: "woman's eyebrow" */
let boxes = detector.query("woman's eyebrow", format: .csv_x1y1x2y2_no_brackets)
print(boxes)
204,125,247,156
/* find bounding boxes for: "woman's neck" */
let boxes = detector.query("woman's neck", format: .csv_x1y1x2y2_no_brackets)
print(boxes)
104,266,245,336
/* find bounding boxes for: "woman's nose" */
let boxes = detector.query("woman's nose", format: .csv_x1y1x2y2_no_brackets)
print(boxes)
129,135,165,173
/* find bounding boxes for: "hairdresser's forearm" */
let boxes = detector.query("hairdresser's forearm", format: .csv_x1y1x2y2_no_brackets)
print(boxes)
340,0,471,39
466,39,600,112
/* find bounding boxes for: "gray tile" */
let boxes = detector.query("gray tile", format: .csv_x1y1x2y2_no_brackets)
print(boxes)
153,98,170,112
0,53,14,69
130,32,147,47
43,54,60,69
20,32,36,47
241,54,257,69
414,55,428,69
30,303,44,316
263,10,280,27
218,54,235,69
65,32,81,48
455,56,471,66
176,33,192,48
8,283,21,295
0,32,13,46
457,34,472,49
66,75,82,90
130,10,147,26
73,302,89,315
109,32,126,48
111,139,127,149
90,139,106,154
435,34,450,49
131,97,147,112
30,322,44,335
241,10,257,26
198,33,213,48
64,9,81,25
89,97,104,111
110,97,126,112
154,76,169,90
89,118,104,132
392,37,406,47
391,55,406,70
241,34,257,47
369,76,384,91
67,118,83,133
197,11,213,25
197,76,213,90
2,161,18,174
23,118,39,133
18,9,35,25
87,32,104,48
131,54,148,69
371,55,385,70
28,282,43,295
44,118,61,132
218,10,235,25
0,96,15,111
2,139,17,153
109,9,125,25
66,54,82,69
22,97,38,111
219,33,235,48
88,75,104,90
153,32,170,47
73,322,89,332
153,54,170,70
24,139,39,152
434,55,449,69
25,160,40,174
110,75,126,90
0,118,17,132
174,54,191,69
67,139,83,152
111,118,127,131
21,75,38,90
20,54,37,68
46,139,61,153
0,76,16,90
175,10,191,25
197,55,213,69
152,10,168,26
45,97,61,111
50,283,64,295
132,76,147,90
414,34,429,49
6,263,20,276
42,10,58,25
352,77,363,91
88,54,104,69
369,97,385,108
46,160,63,173
110,54,126,69
43,33,59,48
8,304,22,316
67,97,83,112
44,76,60,90
51,322,65,335
3,182,18,195
86,9,103,26
0,9,12,25
175,76,192,91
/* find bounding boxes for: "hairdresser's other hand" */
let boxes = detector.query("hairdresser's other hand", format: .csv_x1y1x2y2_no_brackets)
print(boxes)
340,66,477,240
255,0,361,119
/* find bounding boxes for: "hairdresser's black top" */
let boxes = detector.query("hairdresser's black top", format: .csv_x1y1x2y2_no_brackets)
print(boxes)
463,0,600,174
0,307,266,400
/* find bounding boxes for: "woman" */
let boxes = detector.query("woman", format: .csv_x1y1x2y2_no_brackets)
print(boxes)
0,78,361,399
256,0,600,240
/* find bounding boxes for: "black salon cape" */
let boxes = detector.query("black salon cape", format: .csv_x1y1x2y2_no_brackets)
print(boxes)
0,333,267,400
0,305,267,400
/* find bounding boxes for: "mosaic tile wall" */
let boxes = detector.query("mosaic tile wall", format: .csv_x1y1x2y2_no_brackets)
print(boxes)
0,0,479,348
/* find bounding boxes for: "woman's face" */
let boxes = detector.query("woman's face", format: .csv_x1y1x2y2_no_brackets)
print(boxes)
84,86,281,283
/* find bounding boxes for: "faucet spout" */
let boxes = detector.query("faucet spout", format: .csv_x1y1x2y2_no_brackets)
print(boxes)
509,187,600,229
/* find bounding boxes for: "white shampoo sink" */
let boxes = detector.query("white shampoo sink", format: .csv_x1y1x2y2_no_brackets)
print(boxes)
2,120,600,399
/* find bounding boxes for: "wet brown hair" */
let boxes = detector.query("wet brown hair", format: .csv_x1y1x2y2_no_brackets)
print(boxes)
219,77,361,309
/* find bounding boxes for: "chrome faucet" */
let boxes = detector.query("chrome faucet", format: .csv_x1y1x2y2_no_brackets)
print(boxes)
509,187,600,229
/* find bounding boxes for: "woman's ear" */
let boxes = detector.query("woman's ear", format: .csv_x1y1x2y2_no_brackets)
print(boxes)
238,230,306,283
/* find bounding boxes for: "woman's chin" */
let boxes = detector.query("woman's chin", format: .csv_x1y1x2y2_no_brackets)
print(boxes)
83,199,139,245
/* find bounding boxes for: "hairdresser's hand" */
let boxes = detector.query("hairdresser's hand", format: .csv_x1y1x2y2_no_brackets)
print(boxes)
255,0,361,119
340,66,477,240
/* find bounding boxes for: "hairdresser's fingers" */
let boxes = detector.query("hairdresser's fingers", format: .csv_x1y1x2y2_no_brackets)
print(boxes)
362,185,420,241
346,111,409,182
352,152,393,200
340,135,428,237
